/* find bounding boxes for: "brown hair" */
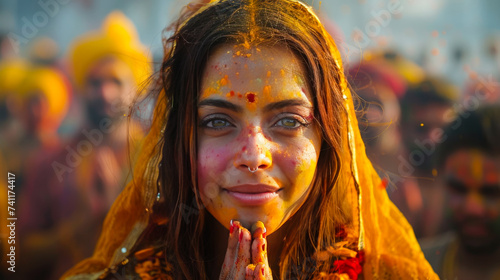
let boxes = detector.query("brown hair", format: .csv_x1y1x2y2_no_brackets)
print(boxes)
154,0,349,278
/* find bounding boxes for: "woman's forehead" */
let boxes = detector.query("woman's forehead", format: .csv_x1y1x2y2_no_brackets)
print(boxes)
200,44,312,104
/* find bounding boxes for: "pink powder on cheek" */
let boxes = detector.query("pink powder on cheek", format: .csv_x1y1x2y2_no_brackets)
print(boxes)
198,147,233,193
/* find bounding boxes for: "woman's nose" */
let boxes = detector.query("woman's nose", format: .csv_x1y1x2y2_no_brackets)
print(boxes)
234,127,272,172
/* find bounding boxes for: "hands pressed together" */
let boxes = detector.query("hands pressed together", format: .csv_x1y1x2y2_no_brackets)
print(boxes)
220,221,273,280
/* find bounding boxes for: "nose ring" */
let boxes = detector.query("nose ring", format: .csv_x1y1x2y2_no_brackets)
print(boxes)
248,167,258,173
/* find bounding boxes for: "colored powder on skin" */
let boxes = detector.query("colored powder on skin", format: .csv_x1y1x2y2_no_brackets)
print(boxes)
293,75,304,85
204,87,218,96
245,92,255,103
238,93,243,98
226,90,235,98
280,69,285,77
263,85,271,96
219,75,229,86
266,71,271,78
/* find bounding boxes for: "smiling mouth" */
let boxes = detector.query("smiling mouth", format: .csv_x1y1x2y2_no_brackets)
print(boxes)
224,184,281,206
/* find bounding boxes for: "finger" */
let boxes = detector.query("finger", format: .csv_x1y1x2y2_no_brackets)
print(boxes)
220,220,240,279
245,264,256,280
250,221,268,264
235,226,252,278
251,237,266,264
251,221,266,239
253,263,267,280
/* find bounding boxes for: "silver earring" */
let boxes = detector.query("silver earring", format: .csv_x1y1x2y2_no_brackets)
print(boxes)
248,167,258,173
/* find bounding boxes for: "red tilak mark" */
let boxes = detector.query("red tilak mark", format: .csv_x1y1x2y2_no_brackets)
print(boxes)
380,178,388,189
246,92,256,103
239,230,244,242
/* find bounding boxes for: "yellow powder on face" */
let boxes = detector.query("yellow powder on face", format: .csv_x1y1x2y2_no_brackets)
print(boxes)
219,74,229,86
203,87,218,98
280,69,285,77
263,85,272,96
266,71,271,78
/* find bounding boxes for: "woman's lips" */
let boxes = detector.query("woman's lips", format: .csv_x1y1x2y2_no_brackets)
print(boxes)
224,184,280,206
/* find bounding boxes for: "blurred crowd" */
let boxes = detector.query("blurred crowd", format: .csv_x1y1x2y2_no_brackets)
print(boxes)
0,11,153,279
0,4,499,280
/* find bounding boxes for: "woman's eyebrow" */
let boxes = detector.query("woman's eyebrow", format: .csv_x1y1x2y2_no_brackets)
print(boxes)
264,99,312,112
198,99,242,112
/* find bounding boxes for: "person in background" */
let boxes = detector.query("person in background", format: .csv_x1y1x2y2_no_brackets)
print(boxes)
348,50,432,237
399,76,459,238
421,105,500,280
17,11,151,280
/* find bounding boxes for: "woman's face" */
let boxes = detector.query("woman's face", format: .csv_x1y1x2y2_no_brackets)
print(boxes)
197,44,322,234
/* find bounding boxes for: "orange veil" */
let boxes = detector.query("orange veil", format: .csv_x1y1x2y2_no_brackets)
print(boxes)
62,1,437,279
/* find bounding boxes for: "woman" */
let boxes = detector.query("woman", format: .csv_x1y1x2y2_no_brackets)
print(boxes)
63,0,437,279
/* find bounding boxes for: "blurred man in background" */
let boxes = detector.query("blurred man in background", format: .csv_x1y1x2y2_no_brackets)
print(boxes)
422,105,500,279
399,76,459,238
18,11,151,279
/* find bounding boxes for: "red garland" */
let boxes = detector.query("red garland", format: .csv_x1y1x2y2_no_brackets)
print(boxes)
330,251,365,280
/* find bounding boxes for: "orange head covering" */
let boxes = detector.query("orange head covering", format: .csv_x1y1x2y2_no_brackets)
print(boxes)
67,11,152,90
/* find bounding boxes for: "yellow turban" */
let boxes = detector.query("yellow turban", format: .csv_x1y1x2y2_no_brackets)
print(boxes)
0,59,30,98
18,66,70,127
67,11,152,90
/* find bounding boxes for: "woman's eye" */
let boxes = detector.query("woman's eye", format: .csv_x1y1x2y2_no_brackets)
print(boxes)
202,118,232,129
275,117,306,129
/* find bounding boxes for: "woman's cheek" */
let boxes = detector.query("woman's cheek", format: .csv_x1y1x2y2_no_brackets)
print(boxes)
198,146,232,201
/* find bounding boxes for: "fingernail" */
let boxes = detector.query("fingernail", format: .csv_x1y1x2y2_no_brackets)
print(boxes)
229,220,234,234
261,267,265,275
